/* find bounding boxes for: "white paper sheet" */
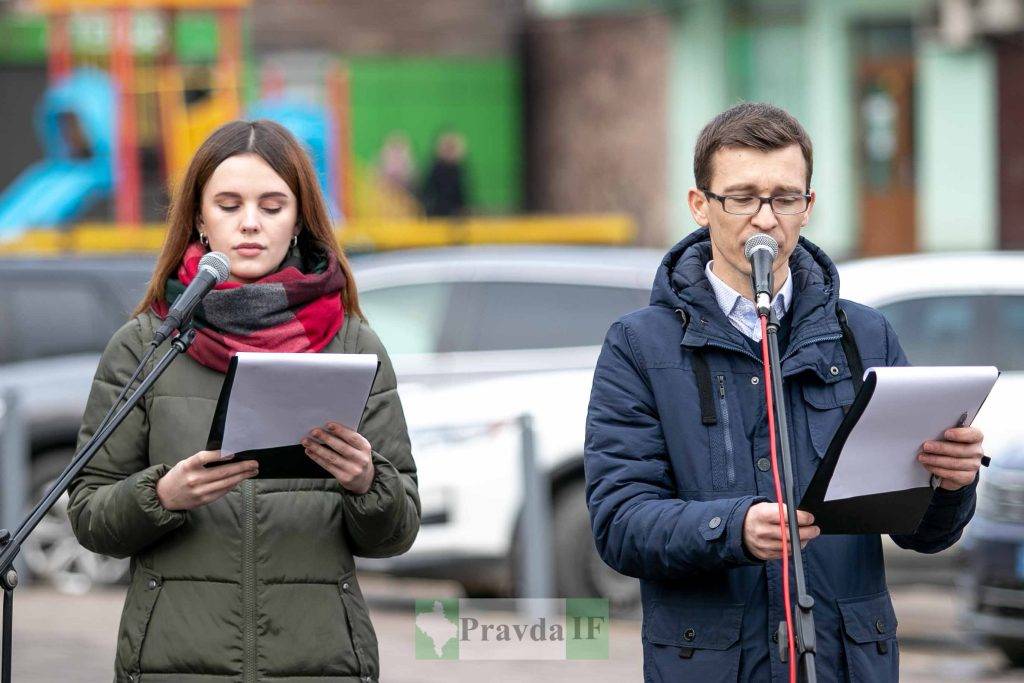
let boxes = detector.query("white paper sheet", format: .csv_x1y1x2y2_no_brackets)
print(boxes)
824,366,999,502
220,352,379,457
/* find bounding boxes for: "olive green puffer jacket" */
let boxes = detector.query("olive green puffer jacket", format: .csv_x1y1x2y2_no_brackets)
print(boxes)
68,312,420,683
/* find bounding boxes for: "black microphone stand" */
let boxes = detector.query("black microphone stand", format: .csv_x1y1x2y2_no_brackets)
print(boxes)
0,328,196,683
764,308,817,682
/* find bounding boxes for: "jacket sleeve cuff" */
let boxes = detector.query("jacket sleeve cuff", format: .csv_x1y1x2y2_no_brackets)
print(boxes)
924,473,979,526
340,451,406,521
121,464,188,539
728,496,767,565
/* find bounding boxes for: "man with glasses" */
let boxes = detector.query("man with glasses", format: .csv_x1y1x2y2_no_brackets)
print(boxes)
584,102,984,681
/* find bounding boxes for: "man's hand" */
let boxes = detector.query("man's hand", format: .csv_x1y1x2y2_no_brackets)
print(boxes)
743,503,820,561
918,426,985,491
156,450,259,511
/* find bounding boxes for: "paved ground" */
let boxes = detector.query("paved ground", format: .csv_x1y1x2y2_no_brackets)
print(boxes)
5,578,1024,682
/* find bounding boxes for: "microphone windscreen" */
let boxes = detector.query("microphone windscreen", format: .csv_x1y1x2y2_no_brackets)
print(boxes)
744,234,779,261
199,251,231,284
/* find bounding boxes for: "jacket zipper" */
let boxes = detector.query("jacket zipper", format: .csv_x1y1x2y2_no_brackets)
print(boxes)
701,333,843,374
717,375,736,486
242,480,257,682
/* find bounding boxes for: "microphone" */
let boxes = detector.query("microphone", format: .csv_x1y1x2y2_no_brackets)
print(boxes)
744,234,779,317
153,251,230,345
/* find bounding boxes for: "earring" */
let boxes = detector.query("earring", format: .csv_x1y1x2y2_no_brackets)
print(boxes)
199,232,209,247
291,234,299,248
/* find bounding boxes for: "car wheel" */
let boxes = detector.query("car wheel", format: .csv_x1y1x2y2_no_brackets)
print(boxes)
21,449,129,594
552,480,640,616
992,637,1024,668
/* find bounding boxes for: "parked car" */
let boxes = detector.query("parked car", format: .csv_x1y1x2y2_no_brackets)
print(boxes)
0,245,659,591
354,245,659,385
361,250,1024,613
0,256,153,592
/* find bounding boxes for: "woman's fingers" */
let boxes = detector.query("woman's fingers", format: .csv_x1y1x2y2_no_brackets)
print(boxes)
195,468,258,501
307,430,363,462
325,422,371,452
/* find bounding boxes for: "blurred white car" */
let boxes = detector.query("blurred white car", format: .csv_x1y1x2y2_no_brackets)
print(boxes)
361,251,1024,607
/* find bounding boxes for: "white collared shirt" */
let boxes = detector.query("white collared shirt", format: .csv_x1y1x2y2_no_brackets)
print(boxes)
704,260,792,342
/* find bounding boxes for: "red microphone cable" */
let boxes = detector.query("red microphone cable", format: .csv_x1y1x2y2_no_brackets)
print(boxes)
759,314,797,683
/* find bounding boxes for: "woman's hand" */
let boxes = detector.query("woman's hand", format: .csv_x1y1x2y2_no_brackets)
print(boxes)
303,422,375,494
156,450,259,511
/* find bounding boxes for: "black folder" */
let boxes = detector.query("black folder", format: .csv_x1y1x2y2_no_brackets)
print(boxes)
800,368,997,535
204,355,379,479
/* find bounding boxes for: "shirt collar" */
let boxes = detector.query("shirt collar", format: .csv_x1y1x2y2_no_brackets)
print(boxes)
705,259,792,320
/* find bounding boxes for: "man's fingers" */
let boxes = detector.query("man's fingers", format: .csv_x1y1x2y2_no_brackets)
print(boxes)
918,454,980,471
922,440,980,457
942,427,983,443
924,465,974,482
796,510,815,526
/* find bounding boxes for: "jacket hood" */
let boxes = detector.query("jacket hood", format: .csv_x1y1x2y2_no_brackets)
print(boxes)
651,227,843,346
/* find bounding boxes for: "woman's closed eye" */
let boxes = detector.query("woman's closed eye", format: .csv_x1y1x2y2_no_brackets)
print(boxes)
216,204,283,214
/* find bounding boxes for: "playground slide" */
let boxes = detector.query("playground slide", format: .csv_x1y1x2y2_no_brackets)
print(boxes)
0,159,110,238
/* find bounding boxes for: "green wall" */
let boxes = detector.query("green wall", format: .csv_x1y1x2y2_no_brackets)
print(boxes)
666,0,998,255
348,57,522,213
916,40,997,251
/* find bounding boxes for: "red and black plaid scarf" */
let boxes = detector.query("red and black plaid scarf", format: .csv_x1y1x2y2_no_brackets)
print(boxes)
152,242,346,373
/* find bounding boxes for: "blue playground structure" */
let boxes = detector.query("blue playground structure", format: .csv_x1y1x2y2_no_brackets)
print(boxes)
0,69,116,240
247,99,342,220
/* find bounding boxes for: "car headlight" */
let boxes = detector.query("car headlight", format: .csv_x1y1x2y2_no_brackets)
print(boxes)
977,470,1024,524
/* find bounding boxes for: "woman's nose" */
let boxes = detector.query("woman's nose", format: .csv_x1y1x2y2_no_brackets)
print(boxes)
240,206,260,231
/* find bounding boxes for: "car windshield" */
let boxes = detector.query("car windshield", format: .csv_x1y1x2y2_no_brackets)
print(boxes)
879,294,1024,371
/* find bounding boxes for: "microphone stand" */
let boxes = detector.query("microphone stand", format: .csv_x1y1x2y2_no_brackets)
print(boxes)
0,328,197,683
764,308,817,682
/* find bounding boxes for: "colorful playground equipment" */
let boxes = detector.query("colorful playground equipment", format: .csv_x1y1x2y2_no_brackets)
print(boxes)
0,68,116,238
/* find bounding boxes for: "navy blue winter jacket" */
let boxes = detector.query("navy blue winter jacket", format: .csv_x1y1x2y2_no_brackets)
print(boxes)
584,228,977,682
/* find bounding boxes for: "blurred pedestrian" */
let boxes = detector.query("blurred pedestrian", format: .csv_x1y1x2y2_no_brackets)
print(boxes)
584,102,984,682
420,130,468,217
67,119,420,683
377,131,416,194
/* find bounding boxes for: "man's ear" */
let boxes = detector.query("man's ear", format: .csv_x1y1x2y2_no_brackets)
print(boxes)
687,187,711,228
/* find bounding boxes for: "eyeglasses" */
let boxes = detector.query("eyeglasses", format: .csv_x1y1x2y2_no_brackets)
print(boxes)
702,189,811,216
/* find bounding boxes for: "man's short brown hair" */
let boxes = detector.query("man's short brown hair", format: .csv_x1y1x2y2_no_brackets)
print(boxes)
694,102,813,192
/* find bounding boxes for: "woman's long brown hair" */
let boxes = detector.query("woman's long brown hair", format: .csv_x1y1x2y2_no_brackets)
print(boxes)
134,119,362,319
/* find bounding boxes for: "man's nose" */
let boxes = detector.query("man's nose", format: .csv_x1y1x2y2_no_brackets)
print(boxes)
750,199,778,229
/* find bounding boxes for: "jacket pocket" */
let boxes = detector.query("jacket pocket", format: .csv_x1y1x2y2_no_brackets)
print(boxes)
642,602,743,682
802,381,854,459
116,568,162,677
707,375,737,489
837,591,899,682
338,570,380,682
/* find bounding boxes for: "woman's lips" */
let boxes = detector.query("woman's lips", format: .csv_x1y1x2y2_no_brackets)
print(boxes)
234,245,265,257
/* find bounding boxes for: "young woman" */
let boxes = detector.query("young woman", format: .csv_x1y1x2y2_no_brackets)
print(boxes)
68,120,420,683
